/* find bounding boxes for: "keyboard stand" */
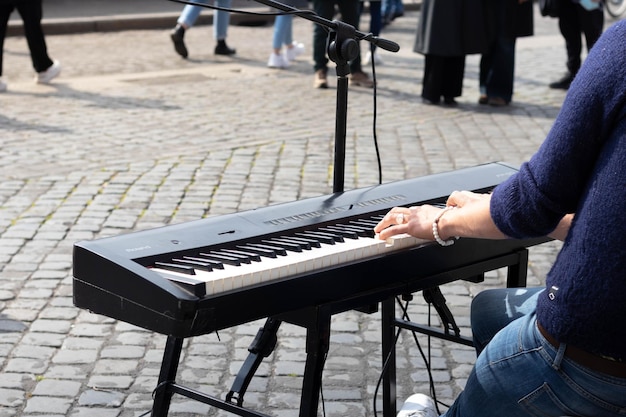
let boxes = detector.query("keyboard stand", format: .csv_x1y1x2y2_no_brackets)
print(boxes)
151,305,334,417
150,247,531,417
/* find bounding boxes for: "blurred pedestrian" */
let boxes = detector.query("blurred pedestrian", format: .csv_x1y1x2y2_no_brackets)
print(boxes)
360,0,384,65
0,0,60,92
549,0,603,90
311,0,373,89
267,0,306,69
413,0,487,105
381,0,403,27
478,0,533,106
170,0,236,59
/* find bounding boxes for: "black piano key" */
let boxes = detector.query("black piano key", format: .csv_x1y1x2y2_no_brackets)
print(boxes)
282,235,321,248
183,256,225,269
247,243,288,256
198,252,242,266
331,223,375,238
209,250,252,264
349,219,380,232
318,226,358,240
308,230,345,243
295,232,336,245
170,258,214,272
236,245,278,259
154,262,196,275
265,238,305,252
222,248,262,262
351,219,380,227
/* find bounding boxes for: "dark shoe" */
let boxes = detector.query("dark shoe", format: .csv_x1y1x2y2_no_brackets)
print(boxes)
349,71,374,88
170,24,188,59
215,40,236,56
314,69,328,89
421,97,439,105
443,97,457,106
478,95,488,105
487,97,508,107
549,73,573,90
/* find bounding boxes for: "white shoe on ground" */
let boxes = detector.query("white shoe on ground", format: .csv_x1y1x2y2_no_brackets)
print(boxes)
285,41,305,61
0,77,7,92
363,50,383,65
267,52,290,69
35,60,61,84
396,393,438,417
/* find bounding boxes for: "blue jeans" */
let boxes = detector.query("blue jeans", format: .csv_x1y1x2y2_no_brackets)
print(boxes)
442,288,626,417
471,287,543,355
272,14,293,50
381,0,403,20
177,0,231,40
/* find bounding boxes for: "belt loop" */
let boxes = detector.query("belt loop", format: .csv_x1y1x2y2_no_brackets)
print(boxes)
553,343,567,370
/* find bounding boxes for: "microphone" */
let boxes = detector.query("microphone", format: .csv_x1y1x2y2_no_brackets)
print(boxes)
368,36,400,53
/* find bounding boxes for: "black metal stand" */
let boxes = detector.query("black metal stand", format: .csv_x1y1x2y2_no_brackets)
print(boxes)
225,318,281,406
149,246,532,417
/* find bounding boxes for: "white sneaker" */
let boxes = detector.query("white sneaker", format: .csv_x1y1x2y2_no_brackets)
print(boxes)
363,50,383,66
35,60,61,84
0,77,7,92
285,41,305,61
396,393,438,417
267,52,290,69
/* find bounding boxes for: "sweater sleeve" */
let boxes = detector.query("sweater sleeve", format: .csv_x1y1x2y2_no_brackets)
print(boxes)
490,20,626,238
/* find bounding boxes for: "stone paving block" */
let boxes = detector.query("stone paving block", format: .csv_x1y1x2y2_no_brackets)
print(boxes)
29,319,72,334
92,360,140,375
52,349,99,365
99,345,145,359
0,389,24,408
42,365,89,380
69,407,121,417
77,389,125,407
31,379,82,397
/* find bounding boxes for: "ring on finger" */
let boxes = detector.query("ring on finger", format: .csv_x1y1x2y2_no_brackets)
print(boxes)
395,213,405,224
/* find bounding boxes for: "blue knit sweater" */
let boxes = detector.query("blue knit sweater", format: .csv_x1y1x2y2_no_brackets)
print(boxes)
490,21,626,360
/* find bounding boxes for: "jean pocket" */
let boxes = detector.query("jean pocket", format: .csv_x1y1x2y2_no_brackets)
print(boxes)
519,382,578,417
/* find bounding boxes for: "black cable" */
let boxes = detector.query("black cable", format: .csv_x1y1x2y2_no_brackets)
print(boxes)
373,318,403,417
395,295,451,414
366,42,383,185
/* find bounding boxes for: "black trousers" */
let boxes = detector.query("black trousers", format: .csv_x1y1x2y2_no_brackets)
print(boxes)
0,0,53,76
421,54,465,102
557,0,604,75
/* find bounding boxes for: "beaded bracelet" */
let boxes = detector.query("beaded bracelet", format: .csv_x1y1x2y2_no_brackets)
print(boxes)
432,206,457,246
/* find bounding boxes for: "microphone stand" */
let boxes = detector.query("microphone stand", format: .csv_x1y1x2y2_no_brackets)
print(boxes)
249,0,400,193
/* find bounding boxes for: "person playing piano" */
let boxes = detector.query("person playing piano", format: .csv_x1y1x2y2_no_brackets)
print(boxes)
375,19,626,417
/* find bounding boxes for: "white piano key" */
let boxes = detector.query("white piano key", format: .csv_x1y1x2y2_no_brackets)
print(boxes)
153,232,432,296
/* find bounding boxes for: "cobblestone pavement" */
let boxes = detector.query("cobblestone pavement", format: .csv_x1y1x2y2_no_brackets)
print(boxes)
1,5,622,417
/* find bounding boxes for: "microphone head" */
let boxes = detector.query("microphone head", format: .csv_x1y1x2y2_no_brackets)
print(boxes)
373,37,400,53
